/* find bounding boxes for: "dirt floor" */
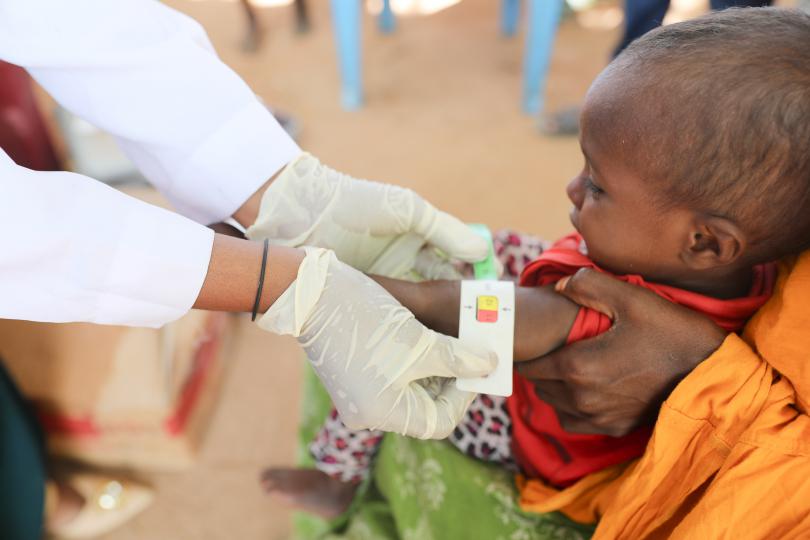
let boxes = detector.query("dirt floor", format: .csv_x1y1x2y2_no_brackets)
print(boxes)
98,0,623,538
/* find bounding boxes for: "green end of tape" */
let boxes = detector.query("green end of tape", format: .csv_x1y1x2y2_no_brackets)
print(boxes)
469,224,498,280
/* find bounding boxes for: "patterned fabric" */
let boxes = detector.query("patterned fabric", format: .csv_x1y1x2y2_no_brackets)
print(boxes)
449,393,516,470
310,230,548,483
313,392,517,482
296,364,596,540
493,230,551,280
310,409,384,483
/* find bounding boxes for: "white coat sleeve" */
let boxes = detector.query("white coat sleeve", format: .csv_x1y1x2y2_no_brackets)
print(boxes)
0,150,214,327
0,0,300,224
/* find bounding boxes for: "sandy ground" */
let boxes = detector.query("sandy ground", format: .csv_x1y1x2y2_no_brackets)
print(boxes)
93,0,622,538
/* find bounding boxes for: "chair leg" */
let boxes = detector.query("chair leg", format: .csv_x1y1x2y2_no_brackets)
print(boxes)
501,0,520,37
379,0,396,33
330,0,363,109
522,0,563,115
294,0,310,33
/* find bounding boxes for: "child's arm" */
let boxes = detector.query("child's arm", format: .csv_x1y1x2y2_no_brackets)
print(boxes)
372,277,580,361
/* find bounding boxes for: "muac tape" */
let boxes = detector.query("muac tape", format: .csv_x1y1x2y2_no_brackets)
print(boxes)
456,224,515,397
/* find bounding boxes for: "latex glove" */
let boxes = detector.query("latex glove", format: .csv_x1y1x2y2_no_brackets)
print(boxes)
247,153,487,278
257,247,497,439
412,244,506,281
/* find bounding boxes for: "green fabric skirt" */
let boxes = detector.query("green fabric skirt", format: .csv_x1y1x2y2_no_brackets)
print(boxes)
294,365,595,540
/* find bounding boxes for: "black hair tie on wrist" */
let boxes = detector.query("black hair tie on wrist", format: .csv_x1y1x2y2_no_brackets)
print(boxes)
251,239,270,322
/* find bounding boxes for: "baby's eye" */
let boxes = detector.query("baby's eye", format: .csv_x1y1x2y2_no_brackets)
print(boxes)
584,177,604,198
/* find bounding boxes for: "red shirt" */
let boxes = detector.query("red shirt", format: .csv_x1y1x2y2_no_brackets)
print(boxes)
506,233,776,487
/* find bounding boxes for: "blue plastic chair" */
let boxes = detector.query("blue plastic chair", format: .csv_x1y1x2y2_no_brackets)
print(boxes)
329,0,564,114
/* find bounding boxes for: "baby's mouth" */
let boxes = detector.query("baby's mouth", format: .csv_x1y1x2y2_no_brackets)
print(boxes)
578,238,589,256
568,207,581,233
568,209,589,256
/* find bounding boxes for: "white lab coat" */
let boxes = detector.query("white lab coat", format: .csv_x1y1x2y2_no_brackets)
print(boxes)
0,0,300,327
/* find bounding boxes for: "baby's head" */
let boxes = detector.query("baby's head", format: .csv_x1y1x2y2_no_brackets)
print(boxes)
568,8,810,292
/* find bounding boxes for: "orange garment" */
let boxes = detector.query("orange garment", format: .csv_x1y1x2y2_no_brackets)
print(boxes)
518,251,810,538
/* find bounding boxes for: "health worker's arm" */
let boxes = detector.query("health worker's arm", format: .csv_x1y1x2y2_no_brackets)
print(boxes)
372,277,580,361
0,150,303,326
0,0,299,225
0,152,494,441
0,1,499,440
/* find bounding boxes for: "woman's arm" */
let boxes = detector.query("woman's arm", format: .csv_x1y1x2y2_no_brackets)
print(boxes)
372,277,580,361
517,269,727,436
193,234,303,313
0,149,304,325
0,153,494,440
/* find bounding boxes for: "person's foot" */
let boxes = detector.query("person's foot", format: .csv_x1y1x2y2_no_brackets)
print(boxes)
260,467,357,519
46,473,153,539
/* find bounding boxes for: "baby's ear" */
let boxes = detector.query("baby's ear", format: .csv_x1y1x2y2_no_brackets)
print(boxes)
682,215,745,270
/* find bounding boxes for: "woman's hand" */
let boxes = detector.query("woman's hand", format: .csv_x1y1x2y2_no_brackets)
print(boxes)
516,268,728,437
256,248,497,440
246,153,486,278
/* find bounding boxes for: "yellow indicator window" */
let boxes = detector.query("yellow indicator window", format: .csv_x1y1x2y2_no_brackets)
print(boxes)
476,295,499,323
477,295,498,311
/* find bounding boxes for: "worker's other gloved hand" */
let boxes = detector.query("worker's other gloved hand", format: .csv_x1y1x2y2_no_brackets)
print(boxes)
256,247,497,439
247,153,486,278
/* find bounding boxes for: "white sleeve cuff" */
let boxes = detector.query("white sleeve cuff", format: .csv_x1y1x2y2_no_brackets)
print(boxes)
97,201,215,327
0,156,215,328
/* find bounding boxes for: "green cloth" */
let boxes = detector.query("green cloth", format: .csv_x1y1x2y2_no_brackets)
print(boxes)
0,360,46,540
295,366,595,540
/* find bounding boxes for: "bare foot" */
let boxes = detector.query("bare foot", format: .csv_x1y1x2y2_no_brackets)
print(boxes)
261,468,357,519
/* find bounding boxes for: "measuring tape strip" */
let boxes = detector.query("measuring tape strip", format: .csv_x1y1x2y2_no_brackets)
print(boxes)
455,224,515,397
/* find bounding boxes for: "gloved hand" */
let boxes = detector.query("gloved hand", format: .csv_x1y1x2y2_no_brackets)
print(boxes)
256,247,497,439
247,153,487,278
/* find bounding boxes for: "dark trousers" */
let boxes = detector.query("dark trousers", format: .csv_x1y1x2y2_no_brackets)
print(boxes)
614,0,774,56
0,361,46,540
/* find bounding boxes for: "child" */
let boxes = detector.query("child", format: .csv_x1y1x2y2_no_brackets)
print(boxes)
263,7,810,520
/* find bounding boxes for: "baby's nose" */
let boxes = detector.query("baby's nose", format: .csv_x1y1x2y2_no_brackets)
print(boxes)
566,176,585,210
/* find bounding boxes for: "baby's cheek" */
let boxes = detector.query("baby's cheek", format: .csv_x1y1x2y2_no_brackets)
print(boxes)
577,225,619,268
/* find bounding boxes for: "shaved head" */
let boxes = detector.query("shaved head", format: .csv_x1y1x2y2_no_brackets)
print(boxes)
583,8,810,263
